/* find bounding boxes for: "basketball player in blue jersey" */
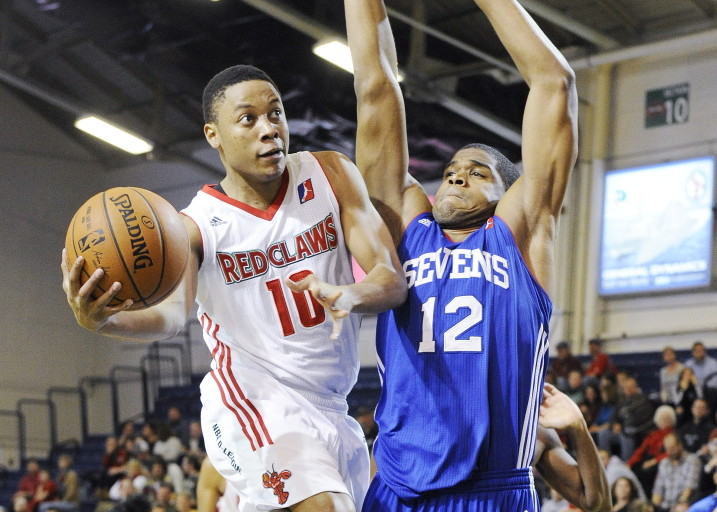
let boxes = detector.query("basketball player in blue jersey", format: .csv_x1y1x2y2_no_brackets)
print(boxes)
344,0,601,510
62,64,408,511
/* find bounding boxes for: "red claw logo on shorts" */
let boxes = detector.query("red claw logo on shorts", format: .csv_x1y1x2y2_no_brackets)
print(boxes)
262,465,292,505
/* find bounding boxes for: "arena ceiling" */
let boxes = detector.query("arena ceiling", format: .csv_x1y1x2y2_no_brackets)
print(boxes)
3,0,717,182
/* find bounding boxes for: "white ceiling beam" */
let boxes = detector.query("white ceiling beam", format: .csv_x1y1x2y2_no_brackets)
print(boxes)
519,0,621,50
238,0,522,143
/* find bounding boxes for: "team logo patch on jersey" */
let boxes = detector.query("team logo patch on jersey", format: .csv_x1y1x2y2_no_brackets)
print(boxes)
262,466,292,505
297,179,315,204
486,217,494,229
418,218,432,227
210,216,227,226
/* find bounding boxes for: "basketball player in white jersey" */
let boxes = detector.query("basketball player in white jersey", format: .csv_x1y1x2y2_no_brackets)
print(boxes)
61,64,407,512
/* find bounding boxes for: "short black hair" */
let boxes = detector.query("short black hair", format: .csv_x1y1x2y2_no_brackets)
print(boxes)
457,143,520,190
556,341,570,350
202,65,280,124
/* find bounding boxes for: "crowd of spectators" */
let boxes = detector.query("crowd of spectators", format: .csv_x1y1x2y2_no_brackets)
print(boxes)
9,406,205,512
6,402,379,512
544,340,717,512
7,340,716,512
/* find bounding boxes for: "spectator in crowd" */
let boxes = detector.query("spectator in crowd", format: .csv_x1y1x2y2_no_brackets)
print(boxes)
581,383,603,427
585,338,618,386
117,422,138,447
173,493,193,512
651,433,702,511
165,407,189,449
660,347,684,406
108,459,148,501
151,483,176,512
696,436,717,500
146,458,173,496
152,424,184,465
611,476,654,512
542,487,571,512
100,437,129,491
687,468,717,511
679,399,715,454
185,422,204,457
552,341,585,392
178,454,201,503
110,495,152,512
599,449,648,501
685,342,717,389
38,454,80,512
685,342,717,411
14,459,42,503
591,385,621,439
626,405,678,496
674,367,704,426
597,376,656,461
27,469,57,512
566,369,587,405
12,495,29,512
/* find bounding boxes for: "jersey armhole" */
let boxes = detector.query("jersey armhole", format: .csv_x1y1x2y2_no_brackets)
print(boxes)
179,211,205,269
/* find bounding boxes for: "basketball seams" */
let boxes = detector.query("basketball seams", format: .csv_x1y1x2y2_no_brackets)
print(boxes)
102,189,149,309
131,187,168,307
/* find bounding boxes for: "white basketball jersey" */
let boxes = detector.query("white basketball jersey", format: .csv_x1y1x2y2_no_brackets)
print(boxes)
182,151,360,398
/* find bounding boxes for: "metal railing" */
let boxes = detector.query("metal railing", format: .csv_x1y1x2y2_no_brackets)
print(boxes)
6,334,196,467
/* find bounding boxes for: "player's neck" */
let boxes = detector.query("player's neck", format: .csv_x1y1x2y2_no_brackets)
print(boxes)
220,173,285,211
441,226,479,242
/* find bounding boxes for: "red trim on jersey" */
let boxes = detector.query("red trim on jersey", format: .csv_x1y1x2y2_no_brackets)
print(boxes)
201,314,273,451
199,172,289,220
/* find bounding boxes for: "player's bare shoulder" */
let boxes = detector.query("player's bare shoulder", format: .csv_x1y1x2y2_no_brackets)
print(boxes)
311,150,354,178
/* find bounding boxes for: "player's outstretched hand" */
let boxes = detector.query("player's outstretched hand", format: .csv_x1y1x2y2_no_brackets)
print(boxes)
539,383,585,431
61,249,134,332
285,273,355,341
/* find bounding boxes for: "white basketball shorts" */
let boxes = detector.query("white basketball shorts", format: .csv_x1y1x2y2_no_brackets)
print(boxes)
200,365,370,511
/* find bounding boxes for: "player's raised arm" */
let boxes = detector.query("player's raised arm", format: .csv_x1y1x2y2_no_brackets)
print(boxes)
61,214,200,342
481,0,578,293
345,0,432,243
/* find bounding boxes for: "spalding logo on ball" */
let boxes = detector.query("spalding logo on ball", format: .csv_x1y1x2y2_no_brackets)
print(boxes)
66,187,190,310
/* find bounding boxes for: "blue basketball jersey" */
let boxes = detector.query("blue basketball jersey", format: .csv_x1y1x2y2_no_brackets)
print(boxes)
372,214,552,501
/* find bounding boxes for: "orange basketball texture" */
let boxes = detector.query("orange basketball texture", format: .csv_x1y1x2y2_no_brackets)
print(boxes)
65,187,189,310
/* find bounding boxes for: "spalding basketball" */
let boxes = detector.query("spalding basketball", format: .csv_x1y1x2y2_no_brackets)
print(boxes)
65,187,189,310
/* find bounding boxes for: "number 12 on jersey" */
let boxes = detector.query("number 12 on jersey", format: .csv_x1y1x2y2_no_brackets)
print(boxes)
419,295,483,353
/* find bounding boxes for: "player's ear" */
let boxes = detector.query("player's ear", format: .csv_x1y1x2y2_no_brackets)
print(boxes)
204,123,220,148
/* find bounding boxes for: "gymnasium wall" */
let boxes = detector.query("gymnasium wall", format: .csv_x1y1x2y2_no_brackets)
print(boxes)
559,44,717,354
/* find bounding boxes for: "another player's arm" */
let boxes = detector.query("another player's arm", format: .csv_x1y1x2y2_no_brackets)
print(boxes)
482,0,578,294
61,214,200,342
196,456,225,512
534,383,611,512
306,150,407,315
345,0,432,244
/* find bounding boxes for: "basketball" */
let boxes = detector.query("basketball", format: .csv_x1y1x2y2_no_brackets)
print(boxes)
65,187,190,310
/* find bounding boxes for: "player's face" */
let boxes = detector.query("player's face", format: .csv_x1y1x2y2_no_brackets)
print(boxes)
432,147,506,229
205,80,289,183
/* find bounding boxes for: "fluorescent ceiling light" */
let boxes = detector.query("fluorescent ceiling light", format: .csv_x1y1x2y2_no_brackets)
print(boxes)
74,115,154,155
312,40,404,81
313,40,354,74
